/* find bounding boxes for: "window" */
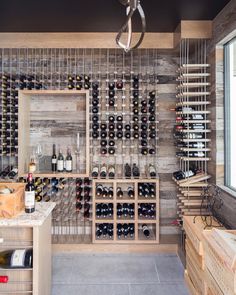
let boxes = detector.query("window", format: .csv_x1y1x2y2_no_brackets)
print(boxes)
224,37,236,191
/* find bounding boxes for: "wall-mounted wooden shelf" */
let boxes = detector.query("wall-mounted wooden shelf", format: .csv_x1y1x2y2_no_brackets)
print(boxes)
18,90,90,177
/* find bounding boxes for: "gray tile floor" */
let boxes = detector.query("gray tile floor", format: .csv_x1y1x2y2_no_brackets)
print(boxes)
52,254,189,295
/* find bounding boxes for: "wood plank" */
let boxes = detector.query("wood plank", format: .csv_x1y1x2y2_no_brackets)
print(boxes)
0,32,174,49
181,21,212,39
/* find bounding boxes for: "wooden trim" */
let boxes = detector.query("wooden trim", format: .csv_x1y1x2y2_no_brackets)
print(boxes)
0,32,174,49
181,21,212,39
18,90,90,177
0,22,212,49
52,243,177,254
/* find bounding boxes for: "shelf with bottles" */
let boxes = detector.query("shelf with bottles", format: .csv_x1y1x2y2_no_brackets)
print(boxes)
91,162,158,180
94,222,114,242
116,181,135,201
116,223,136,241
0,227,33,294
138,203,156,220
93,179,159,244
137,223,157,242
95,202,114,221
94,181,114,200
18,90,90,177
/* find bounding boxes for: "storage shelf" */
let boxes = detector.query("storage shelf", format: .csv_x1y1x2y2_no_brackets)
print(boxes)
92,179,159,244
176,101,210,106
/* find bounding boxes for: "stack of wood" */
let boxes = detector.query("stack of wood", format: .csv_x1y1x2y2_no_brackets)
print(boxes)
183,216,223,294
203,229,236,295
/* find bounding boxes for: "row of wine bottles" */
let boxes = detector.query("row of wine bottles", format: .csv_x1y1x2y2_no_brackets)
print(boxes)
95,223,151,239
92,163,156,178
95,203,156,219
0,166,18,179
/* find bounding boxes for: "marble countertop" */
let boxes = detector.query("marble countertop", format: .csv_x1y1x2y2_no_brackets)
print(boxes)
0,202,56,227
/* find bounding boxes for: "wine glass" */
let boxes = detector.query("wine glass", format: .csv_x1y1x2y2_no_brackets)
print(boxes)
34,144,43,172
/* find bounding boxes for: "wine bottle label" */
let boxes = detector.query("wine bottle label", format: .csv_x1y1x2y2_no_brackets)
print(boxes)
52,159,57,164
25,191,35,208
29,164,36,173
11,249,26,267
65,160,72,171
57,160,64,171
108,167,115,174
93,167,99,173
101,166,107,173
184,170,194,178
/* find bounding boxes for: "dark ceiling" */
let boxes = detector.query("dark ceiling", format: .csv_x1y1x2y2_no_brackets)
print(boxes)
0,0,231,32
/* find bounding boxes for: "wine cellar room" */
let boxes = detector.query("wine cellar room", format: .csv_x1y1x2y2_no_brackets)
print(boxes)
0,0,236,294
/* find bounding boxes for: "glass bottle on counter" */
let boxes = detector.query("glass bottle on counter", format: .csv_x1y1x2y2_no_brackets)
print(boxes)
25,173,35,214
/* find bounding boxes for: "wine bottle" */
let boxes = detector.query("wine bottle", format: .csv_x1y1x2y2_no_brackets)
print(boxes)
142,224,150,238
100,123,107,130
132,163,140,177
109,99,115,107
57,149,64,172
100,164,107,178
127,186,134,198
173,169,196,181
92,131,99,139
108,165,115,178
0,249,33,269
108,187,113,198
25,173,35,214
92,115,99,123
108,115,115,122
65,147,72,173
149,164,156,177
51,144,57,172
100,139,107,147
117,187,123,198
8,167,18,179
108,147,115,155
116,80,123,89
125,163,131,178
117,223,123,239
108,82,115,90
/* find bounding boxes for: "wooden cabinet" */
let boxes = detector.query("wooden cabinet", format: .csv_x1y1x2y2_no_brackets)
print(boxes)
0,203,55,295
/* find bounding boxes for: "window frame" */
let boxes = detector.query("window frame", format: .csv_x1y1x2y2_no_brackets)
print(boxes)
224,37,236,192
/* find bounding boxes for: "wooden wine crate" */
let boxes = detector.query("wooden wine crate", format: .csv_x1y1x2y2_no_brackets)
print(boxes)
184,270,200,295
186,238,204,270
186,251,207,294
183,215,222,256
204,268,224,295
0,182,25,218
203,230,236,295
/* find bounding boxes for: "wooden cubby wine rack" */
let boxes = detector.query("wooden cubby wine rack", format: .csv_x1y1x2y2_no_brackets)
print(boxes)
92,179,159,243
174,39,211,223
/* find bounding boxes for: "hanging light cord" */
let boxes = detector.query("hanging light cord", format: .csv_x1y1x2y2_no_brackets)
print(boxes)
116,0,146,52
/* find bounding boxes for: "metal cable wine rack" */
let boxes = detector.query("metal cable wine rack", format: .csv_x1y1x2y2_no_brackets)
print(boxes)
173,39,211,224
0,48,160,243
